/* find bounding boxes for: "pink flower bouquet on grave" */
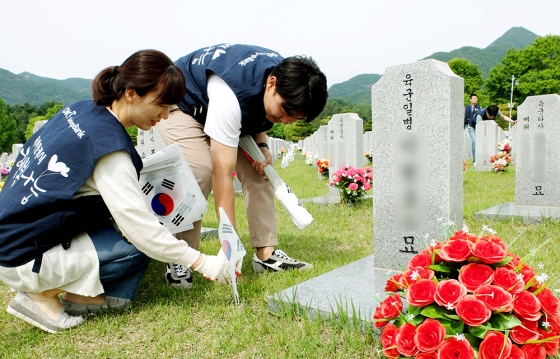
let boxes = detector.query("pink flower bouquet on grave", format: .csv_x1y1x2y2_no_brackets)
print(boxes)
373,226,560,359
329,165,373,204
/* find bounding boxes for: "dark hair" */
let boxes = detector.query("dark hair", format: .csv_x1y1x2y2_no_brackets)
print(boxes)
470,93,478,98
92,49,186,106
486,104,499,116
270,56,328,122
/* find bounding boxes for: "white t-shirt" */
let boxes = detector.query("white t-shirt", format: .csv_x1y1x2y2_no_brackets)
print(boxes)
204,74,243,148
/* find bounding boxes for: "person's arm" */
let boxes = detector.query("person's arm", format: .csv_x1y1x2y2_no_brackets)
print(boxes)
91,151,201,267
210,139,238,230
204,74,243,229
499,112,516,124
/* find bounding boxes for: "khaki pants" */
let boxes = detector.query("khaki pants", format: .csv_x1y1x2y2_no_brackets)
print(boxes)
156,110,278,250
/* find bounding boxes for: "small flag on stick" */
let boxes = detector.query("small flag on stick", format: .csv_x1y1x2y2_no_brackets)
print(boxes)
218,207,246,304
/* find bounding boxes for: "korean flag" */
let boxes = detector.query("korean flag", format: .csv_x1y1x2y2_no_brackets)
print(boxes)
139,143,207,234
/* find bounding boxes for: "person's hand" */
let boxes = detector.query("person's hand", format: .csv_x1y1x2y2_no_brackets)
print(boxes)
192,254,230,284
251,147,271,181
218,248,243,276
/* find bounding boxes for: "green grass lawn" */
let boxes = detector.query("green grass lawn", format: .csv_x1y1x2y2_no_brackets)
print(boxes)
0,156,558,358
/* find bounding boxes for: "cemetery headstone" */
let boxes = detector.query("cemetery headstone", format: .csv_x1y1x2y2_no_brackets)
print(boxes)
371,59,464,295
474,120,500,171
33,120,48,134
515,94,560,206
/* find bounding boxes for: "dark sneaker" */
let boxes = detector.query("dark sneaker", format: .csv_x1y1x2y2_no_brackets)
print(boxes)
165,263,193,289
252,249,313,273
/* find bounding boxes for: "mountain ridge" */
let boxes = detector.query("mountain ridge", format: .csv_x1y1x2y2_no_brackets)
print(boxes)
0,27,543,106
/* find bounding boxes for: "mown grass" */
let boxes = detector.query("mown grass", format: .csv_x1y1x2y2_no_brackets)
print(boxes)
0,156,558,358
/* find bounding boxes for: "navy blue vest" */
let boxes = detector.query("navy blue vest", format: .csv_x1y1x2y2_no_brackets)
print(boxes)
0,100,143,272
174,43,281,135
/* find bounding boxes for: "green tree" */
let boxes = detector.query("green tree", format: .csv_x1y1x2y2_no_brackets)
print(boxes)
283,120,314,141
266,123,285,139
447,58,484,99
25,103,62,139
486,35,560,105
6,102,39,143
0,98,18,152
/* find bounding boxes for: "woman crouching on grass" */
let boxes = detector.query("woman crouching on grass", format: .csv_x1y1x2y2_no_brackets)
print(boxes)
0,49,230,333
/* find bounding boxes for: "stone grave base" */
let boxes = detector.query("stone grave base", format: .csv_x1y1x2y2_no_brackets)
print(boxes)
268,255,381,330
476,202,560,223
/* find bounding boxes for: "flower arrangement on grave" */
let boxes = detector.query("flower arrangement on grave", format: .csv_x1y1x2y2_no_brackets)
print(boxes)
463,160,467,171
0,164,10,180
232,171,237,181
0,164,9,193
317,159,329,177
489,139,513,173
280,146,286,155
329,165,373,204
305,152,314,165
364,149,373,163
374,225,559,359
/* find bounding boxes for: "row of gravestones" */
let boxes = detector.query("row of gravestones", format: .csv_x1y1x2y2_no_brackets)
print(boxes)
269,59,560,322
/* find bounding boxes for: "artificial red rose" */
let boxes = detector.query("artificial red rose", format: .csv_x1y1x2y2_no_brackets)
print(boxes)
519,265,537,287
456,295,492,326
504,254,522,271
381,323,400,358
473,285,514,312
406,279,437,307
415,352,438,359
520,344,546,359
479,331,512,359
506,345,525,359
448,231,477,243
479,235,508,251
536,288,560,317
493,267,525,294
510,318,539,344
539,327,560,356
548,313,560,332
414,318,446,353
409,251,433,269
469,239,507,264
396,323,419,357
437,337,475,359
439,240,472,262
459,263,495,292
513,291,542,321
434,279,468,308
400,267,435,288
385,273,404,292
373,293,403,328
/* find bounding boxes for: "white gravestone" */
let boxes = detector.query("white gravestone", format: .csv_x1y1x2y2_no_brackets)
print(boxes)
515,95,560,206
33,120,48,134
371,59,464,295
137,128,166,159
474,120,500,171
327,113,364,197
463,128,473,160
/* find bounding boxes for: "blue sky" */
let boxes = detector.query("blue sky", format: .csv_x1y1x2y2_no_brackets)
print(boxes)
1,0,559,86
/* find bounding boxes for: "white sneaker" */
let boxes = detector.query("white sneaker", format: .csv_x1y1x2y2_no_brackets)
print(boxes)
165,263,193,289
